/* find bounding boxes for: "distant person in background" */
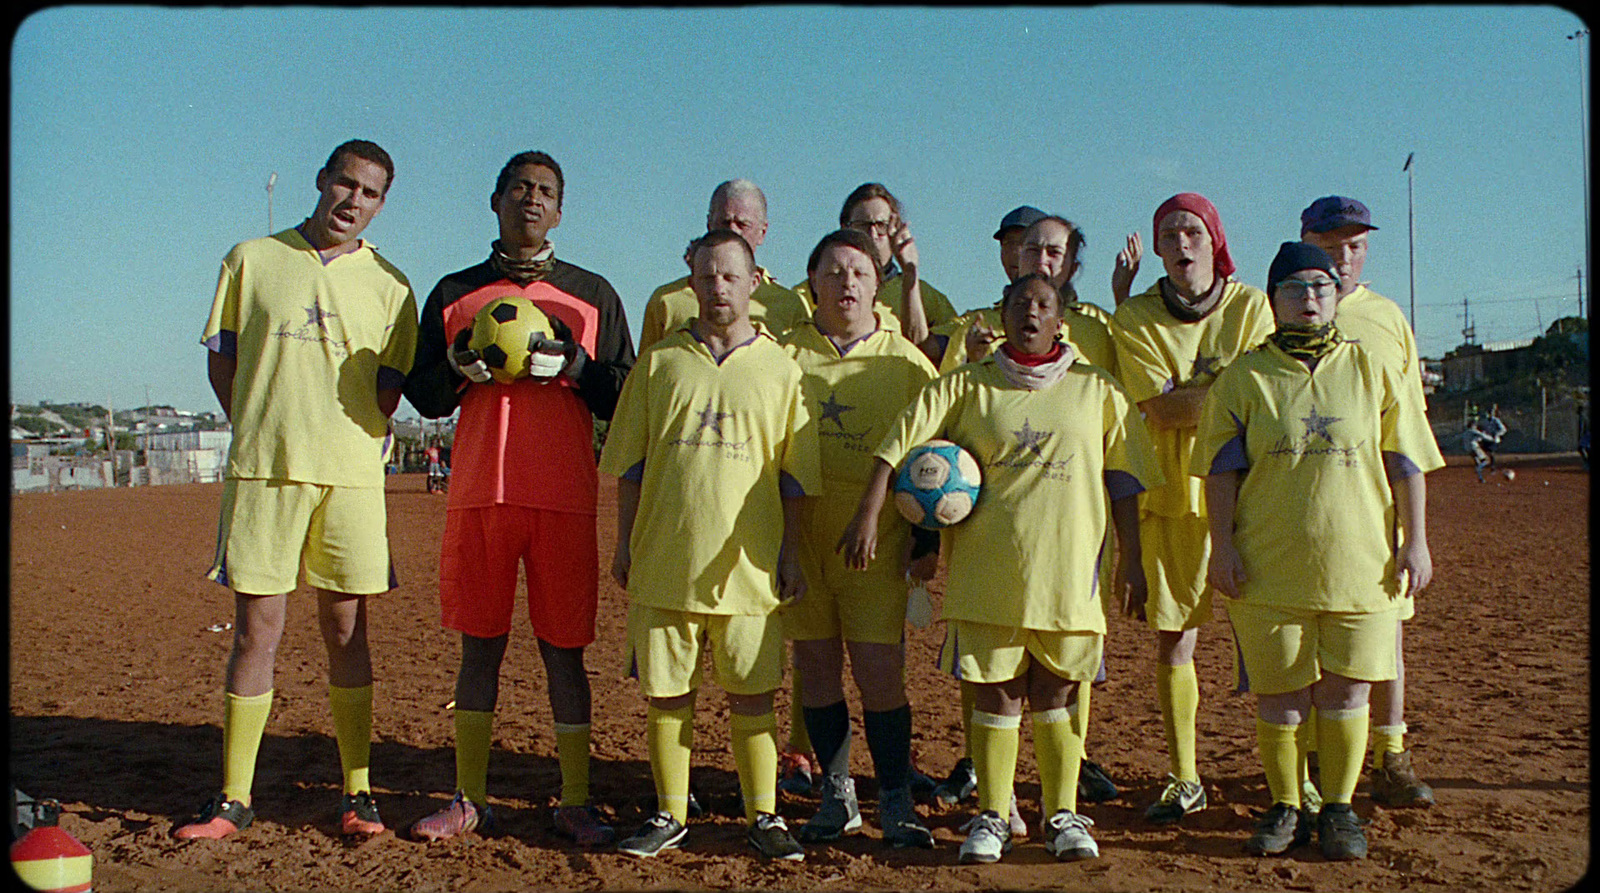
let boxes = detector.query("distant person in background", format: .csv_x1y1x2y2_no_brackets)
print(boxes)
1463,418,1497,483
178,139,417,841
924,204,1046,369
1301,195,1437,810
638,180,811,352
402,150,634,847
1479,405,1506,469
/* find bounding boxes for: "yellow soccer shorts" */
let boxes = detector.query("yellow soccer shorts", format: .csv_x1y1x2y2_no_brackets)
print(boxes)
626,603,785,699
1141,512,1213,631
208,478,394,596
785,493,911,645
938,619,1102,685
1227,600,1399,696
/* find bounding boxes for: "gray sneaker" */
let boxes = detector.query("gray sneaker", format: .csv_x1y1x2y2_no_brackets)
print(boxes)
1144,774,1207,824
1243,802,1312,855
798,773,862,843
617,811,686,858
958,790,1028,839
1042,809,1099,861
1317,802,1367,861
747,812,805,861
878,786,933,849
958,809,1013,864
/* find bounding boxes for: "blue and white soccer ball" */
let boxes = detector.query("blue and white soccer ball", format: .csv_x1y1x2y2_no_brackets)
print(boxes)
893,439,982,529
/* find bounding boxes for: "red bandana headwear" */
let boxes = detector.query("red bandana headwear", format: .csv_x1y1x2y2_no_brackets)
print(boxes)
1152,192,1236,281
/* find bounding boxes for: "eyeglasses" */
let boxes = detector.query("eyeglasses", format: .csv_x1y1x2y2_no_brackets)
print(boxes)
1276,278,1339,299
847,217,895,234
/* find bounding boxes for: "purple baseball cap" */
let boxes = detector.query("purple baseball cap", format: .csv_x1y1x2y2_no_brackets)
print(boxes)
1301,195,1378,233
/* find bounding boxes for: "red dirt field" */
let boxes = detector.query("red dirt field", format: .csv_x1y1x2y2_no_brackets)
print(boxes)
8,456,1589,892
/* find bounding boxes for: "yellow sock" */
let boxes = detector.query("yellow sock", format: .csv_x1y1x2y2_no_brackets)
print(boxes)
328,684,373,795
1370,722,1406,770
553,722,592,807
970,710,1021,816
1157,662,1200,782
647,703,694,824
787,669,813,754
1032,705,1083,815
1256,718,1302,808
454,709,494,805
1316,706,1370,804
731,712,778,822
221,690,274,806
1296,706,1318,784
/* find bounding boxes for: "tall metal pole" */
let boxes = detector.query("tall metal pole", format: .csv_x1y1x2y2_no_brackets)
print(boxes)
1403,152,1416,330
266,172,277,235
1570,30,1590,321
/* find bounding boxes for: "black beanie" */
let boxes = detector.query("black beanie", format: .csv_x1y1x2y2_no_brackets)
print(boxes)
1266,241,1339,295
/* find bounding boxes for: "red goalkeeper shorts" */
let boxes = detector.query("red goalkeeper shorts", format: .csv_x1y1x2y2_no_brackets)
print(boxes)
438,504,598,646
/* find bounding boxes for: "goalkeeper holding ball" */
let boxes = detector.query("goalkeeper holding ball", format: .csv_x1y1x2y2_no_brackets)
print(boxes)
841,274,1159,864
402,150,634,846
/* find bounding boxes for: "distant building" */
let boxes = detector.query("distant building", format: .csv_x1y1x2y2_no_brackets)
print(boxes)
1439,338,1537,392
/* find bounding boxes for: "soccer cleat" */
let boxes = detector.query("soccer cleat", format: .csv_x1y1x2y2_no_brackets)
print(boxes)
1300,778,1324,817
410,791,490,841
958,809,1013,864
747,812,805,861
339,791,385,837
1243,802,1312,855
1078,760,1120,803
173,793,254,840
1144,774,1207,824
958,790,1028,839
617,811,686,858
932,756,978,806
553,803,616,847
798,773,862,842
1369,748,1435,808
907,762,939,802
1042,809,1099,861
777,745,817,797
1317,802,1368,860
878,786,934,849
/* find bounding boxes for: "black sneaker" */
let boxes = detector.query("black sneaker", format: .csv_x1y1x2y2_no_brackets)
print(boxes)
1077,760,1119,803
747,812,804,861
1317,802,1368,861
1243,802,1311,855
173,793,254,840
1144,774,1206,824
907,763,939,802
932,757,978,806
617,811,687,858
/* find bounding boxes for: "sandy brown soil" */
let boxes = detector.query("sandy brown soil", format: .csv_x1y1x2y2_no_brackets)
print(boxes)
8,456,1589,892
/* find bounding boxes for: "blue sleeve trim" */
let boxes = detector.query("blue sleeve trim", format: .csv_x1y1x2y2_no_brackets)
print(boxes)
621,460,645,483
1383,451,1422,480
377,366,406,391
204,329,237,356
779,471,807,498
1103,469,1145,501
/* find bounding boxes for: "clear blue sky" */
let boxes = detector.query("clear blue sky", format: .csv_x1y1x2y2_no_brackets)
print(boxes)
10,6,1590,419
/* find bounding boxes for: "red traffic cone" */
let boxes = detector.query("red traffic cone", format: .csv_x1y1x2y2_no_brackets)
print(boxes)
11,825,92,892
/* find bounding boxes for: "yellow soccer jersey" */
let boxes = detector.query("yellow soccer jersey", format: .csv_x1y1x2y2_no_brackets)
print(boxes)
1191,340,1444,613
599,327,822,615
1112,280,1273,518
939,302,1119,377
873,357,1161,633
781,320,938,493
1336,285,1427,409
794,274,958,335
638,268,810,352
201,229,418,488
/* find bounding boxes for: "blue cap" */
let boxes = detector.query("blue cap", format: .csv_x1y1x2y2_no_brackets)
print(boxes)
994,205,1048,239
1267,241,1339,295
1301,195,1377,233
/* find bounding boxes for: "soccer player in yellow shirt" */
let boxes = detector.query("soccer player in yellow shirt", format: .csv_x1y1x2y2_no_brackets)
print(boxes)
842,274,1159,864
601,229,821,861
1194,240,1442,860
638,179,811,351
780,228,940,849
1300,195,1435,809
178,140,417,841
1110,193,1274,826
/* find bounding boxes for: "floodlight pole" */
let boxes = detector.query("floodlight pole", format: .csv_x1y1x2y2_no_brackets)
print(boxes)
1403,152,1416,331
1570,30,1590,321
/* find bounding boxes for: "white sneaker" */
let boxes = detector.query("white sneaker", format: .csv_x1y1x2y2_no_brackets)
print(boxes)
1043,809,1098,861
958,810,1013,864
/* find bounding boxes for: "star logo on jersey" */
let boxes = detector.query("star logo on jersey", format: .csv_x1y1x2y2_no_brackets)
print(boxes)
696,404,735,436
305,301,337,331
1301,407,1342,444
1190,353,1220,380
1013,418,1052,456
818,391,854,430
